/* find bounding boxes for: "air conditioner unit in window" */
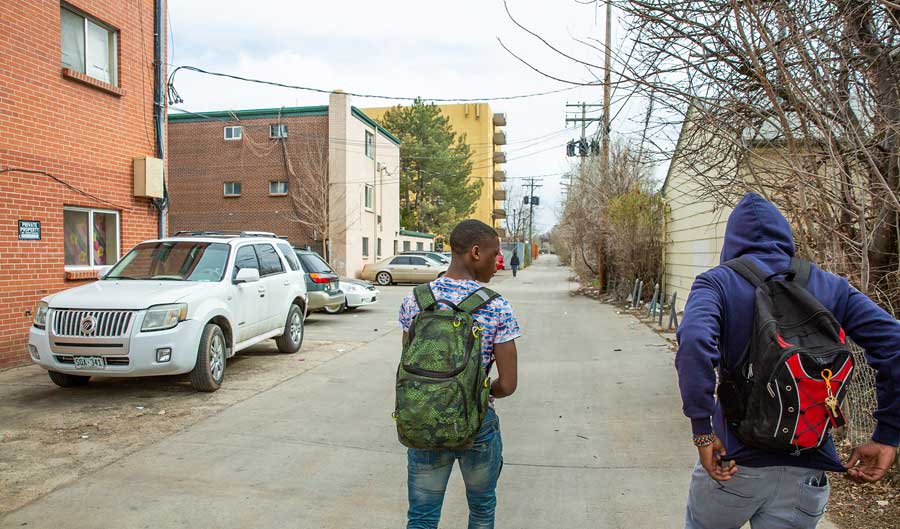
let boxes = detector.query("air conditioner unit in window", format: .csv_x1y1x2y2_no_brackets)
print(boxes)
134,156,164,198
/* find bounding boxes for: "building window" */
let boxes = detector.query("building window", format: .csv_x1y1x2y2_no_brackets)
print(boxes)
61,5,118,86
365,130,375,158
362,237,370,258
270,123,288,138
269,181,288,196
224,126,242,140
364,184,374,210
63,207,119,268
403,240,411,252
224,182,241,197
377,238,382,257
428,243,433,251
393,240,398,256
416,242,424,251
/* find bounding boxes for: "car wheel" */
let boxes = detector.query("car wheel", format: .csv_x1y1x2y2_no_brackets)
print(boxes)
324,301,346,314
276,304,304,353
48,370,90,388
189,323,226,392
376,271,392,286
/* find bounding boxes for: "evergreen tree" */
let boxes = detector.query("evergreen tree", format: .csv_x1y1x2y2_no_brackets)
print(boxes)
378,99,480,237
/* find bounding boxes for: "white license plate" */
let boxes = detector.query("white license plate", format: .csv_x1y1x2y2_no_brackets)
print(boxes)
74,356,104,369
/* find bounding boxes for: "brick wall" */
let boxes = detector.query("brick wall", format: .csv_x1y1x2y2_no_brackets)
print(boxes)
168,116,328,251
0,0,164,368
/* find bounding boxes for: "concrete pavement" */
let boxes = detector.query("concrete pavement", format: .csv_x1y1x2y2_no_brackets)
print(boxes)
0,256,807,528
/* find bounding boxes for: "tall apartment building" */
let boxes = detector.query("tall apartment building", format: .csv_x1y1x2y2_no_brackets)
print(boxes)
0,1,166,368
167,92,401,278
363,103,508,236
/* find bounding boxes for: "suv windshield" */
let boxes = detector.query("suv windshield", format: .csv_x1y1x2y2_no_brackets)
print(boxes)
106,241,231,282
297,253,334,274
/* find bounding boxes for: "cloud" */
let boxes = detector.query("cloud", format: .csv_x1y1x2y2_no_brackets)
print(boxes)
168,0,666,232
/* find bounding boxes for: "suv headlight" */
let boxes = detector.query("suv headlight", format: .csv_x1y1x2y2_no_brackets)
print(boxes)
33,301,49,329
141,303,188,332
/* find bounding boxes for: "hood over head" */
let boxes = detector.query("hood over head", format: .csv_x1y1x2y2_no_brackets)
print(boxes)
720,192,795,263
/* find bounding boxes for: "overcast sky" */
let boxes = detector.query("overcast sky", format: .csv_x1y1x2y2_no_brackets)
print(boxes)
168,0,665,233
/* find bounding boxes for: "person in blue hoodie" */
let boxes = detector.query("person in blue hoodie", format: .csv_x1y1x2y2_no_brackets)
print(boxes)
677,192,900,529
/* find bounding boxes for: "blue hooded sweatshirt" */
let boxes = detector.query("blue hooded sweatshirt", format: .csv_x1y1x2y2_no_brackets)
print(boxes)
676,192,900,471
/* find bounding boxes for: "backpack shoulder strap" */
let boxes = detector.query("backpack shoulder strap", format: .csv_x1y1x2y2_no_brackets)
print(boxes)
723,257,767,288
413,284,437,311
789,257,812,287
458,287,500,315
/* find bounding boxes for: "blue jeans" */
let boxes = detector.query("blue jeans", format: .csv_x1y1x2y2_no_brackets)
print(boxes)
407,408,503,529
685,461,830,529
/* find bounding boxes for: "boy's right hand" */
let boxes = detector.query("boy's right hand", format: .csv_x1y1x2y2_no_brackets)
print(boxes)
699,436,738,481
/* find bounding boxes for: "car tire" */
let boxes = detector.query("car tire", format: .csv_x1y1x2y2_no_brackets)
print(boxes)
48,370,90,388
276,304,304,353
189,323,226,392
376,271,392,286
324,301,346,314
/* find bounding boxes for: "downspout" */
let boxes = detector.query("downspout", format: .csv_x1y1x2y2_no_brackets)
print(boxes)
153,0,167,238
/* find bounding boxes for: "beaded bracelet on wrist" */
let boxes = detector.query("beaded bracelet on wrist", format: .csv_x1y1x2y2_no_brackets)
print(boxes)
693,433,715,447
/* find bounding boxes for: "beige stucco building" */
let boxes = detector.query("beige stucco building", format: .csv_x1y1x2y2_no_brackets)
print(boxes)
328,92,401,277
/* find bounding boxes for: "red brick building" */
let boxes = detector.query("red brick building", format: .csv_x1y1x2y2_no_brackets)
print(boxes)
0,1,166,368
168,109,330,252
168,92,401,278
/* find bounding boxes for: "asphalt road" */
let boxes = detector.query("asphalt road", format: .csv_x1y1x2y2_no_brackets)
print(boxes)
1,256,711,528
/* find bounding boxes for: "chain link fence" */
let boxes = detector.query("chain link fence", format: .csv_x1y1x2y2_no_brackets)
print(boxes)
845,343,879,447
844,342,900,474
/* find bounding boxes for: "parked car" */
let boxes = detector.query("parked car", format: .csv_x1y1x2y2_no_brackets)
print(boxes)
293,249,345,314
28,232,308,392
401,251,450,265
361,255,449,286
324,279,380,314
496,252,505,271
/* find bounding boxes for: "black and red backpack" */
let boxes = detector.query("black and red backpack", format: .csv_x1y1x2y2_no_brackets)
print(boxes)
717,256,855,454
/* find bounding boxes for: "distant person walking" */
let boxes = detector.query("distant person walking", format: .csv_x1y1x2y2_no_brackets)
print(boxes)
510,251,520,278
677,193,900,529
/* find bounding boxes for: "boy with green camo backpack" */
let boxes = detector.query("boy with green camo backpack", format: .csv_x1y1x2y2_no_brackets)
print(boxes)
397,220,520,529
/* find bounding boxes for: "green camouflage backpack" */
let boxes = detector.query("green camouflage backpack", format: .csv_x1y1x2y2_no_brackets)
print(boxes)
394,284,498,449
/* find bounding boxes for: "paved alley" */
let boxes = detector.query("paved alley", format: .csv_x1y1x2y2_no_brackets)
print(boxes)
2,257,699,528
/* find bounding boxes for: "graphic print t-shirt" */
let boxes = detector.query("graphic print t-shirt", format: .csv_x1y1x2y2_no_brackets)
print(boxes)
398,277,521,372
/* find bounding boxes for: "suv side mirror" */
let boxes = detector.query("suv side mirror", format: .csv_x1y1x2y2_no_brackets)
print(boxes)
234,268,260,284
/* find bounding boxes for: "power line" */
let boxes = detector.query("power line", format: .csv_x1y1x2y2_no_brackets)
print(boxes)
168,106,569,171
168,65,583,104
169,106,569,152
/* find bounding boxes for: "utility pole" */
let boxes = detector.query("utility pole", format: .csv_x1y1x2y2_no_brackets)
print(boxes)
522,177,543,266
601,0,612,178
565,103,602,158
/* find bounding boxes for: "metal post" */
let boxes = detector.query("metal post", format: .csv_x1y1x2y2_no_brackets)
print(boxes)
668,292,679,329
635,280,644,309
658,290,665,326
648,283,660,318
631,278,640,308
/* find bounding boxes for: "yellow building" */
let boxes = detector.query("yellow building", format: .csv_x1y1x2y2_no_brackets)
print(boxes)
364,103,508,236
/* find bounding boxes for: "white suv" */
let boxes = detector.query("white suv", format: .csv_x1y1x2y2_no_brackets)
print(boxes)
28,232,308,392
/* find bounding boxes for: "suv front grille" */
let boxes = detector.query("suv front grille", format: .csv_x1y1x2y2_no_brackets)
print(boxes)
52,310,134,338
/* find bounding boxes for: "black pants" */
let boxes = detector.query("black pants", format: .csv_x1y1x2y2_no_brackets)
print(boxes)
511,265,518,277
